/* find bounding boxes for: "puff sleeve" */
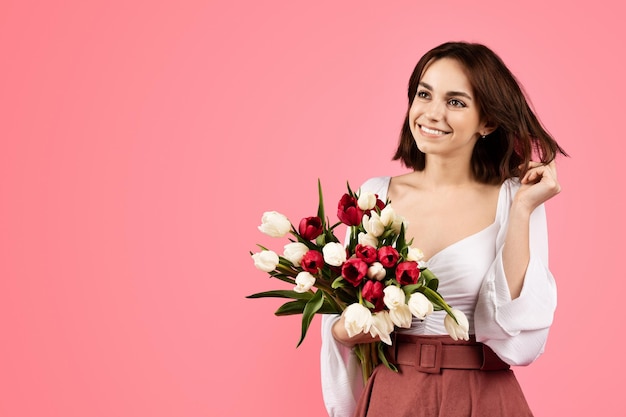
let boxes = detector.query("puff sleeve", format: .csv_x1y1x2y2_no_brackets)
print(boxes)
474,179,558,365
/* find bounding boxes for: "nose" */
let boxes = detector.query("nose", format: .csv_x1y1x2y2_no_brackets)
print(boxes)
425,100,445,121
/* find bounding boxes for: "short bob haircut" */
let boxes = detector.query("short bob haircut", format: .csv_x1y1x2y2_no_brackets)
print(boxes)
393,41,568,184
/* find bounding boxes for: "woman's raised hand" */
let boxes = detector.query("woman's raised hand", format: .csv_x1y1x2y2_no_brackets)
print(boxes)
516,160,561,211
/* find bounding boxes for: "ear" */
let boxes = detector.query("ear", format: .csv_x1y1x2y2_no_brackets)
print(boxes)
479,120,497,136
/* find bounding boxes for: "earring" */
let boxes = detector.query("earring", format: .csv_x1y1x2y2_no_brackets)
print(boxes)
481,134,486,139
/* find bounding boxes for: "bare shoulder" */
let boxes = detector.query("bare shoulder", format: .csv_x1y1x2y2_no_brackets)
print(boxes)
388,172,424,202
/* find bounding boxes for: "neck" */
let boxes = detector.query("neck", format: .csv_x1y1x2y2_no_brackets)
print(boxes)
418,156,475,188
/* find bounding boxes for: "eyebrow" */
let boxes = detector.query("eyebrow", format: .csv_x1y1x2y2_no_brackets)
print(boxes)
419,82,473,101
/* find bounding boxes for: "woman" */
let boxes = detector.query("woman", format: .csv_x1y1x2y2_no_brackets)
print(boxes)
320,42,567,417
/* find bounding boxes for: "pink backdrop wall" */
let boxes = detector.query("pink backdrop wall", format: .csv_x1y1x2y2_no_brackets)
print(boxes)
1,0,623,416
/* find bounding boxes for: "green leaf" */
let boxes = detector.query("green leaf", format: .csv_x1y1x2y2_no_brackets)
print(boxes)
377,342,398,372
426,278,439,291
420,268,437,283
297,290,324,347
246,290,313,301
347,181,355,197
331,277,346,289
275,300,308,315
267,273,296,285
317,179,326,229
396,223,406,251
402,283,422,295
328,221,342,231
421,286,454,316
273,299,338,316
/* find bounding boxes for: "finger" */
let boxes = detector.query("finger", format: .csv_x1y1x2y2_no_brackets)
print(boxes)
523,160,558,180
521,170,538,184
547,160,558,179
523,164,551,185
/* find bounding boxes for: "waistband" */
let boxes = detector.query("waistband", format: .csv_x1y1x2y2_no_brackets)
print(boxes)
390,334,510,374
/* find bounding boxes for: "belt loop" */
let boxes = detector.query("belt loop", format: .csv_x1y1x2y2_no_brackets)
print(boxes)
415,339,443,374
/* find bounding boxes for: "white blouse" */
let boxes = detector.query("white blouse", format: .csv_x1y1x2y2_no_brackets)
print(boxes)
320,176,557,417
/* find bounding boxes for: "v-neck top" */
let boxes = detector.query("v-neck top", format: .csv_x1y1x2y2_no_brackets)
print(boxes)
320,176,558,417
373,176,502,336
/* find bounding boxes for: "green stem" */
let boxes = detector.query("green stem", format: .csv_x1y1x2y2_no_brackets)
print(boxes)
355,342,380,384
275,263,298,277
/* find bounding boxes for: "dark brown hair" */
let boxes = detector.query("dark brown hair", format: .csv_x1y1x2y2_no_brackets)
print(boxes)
393,41,568,184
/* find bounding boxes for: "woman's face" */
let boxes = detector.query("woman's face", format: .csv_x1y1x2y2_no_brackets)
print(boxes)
408,58,489,160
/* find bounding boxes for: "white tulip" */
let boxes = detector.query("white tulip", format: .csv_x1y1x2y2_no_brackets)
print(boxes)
283,242,309,266
362,212,385,237
343,303,373,337
294,271,316,293
383,285,411,328
357,232,379,248
258,211,292,238
379,205,396,227
406,247,425,262
444,308,470,341
367,262,387,281
357,191,377,211
388,304,412,328
391,215,407,235
369,311,394,345
322,242,347,266
408,292,434,320
251,250,279,272
383,285,406,310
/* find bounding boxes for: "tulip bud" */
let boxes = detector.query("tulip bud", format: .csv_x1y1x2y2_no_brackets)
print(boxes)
283,242,309,266
383,285,405,310
298,216,323,240
251,250,279,272
406,247,425,262
322,242,347,266
388,304,412,328
363,212,385,237
369,311,394,345
258,211,291,238
357,191,377,211
378,246,400,268
396,261,420,285
408,292,434,320
357,232,378,248
444,308,470,341
380,205,396,227
343,303,373,337
294,271,316,293
367,262,386,281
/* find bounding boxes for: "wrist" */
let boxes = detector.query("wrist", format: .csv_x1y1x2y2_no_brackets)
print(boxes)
511,196,536,217
331,317,355,347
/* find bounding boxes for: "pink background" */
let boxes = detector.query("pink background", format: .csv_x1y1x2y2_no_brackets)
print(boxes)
1,0,623,416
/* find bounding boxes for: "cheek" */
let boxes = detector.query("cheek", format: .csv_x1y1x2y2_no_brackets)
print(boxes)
408,103,420,124
407,107,420,137
449,113,478,131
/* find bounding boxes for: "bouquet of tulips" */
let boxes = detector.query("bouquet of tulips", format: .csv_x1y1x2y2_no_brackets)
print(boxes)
248,180,467,382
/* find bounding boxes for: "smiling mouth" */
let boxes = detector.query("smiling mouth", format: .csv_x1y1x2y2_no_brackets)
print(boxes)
419,125,450,136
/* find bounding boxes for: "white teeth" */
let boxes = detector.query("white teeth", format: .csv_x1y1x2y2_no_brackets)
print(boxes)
420,126,447,135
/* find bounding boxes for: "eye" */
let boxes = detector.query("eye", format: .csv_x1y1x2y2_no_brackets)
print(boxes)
448,98,466,108
416,90,430,99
